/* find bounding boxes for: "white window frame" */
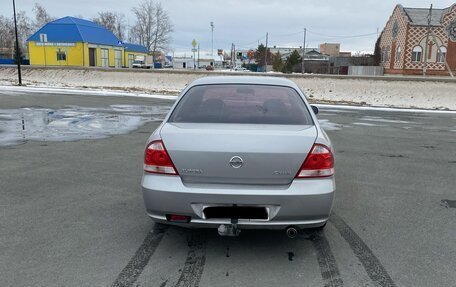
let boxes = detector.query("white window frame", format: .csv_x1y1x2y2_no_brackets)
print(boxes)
101,48,109,68
56,49,66,61
396,46,402,62
114,50,122,68
437,46,447,63
128,54,134,68
412,46,422,62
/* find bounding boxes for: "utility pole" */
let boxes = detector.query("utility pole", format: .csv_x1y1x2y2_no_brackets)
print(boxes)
233,43,236,69
264,32,268,72
302,28,306,74
423,4,432,76
197,43,200,69
230,43,234,71
12,0,22,85
210,21,214,57
430,30,454,77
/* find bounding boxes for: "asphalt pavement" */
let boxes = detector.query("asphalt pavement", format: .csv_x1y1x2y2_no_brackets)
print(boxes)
1,89,455,287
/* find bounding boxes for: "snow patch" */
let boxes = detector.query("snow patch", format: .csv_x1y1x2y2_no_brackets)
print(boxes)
352,122,384,127
360,116,411,124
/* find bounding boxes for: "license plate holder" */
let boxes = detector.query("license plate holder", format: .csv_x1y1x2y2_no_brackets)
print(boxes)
203,206,268,220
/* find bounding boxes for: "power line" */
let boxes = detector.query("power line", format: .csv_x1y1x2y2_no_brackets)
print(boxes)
269,30,303,37
237,35,266,48
306,29,377,39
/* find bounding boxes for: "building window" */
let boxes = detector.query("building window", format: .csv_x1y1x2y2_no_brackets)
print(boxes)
114,50,122,68
101,48,109,67
385,47,390,61
128,54,134,68
396,46,402,62
412,46,422,62
437,46,447,63
381,47,385,63
56,50,66,61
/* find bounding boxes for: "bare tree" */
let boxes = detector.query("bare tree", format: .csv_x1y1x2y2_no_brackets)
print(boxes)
0,10,32,58
93,12,126,40
16,11,33,49
0,15,14,49
131,0,173,61
33,3,54,30
131,0,155,49
129,23,143,45
150,2,173,62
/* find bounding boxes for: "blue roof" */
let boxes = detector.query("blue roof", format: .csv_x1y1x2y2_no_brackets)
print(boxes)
123,43,148,53
27,16,121,46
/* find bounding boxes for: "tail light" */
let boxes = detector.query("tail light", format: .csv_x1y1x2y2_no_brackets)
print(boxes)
144,140,178,175
296,144,334,178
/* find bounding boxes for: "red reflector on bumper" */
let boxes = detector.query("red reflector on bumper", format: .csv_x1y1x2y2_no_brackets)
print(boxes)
166,214,191,223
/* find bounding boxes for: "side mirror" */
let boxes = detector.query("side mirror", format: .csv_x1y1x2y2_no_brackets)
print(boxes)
311,105,319,115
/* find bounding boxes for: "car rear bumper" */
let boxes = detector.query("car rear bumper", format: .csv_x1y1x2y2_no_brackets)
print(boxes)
141,173,335,230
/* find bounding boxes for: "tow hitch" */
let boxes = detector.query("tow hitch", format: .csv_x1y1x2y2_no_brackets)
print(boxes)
218,219,241,237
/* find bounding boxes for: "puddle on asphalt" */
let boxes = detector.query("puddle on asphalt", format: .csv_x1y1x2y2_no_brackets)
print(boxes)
318,119,344,131
0,105,170,146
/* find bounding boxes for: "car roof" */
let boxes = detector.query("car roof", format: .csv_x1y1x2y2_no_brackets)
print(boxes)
189,76,298,88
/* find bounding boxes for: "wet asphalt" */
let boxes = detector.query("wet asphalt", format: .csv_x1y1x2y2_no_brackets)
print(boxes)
1,89,455,287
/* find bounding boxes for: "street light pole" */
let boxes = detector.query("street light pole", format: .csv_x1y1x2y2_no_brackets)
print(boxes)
423,4,432,76
210,21,214,57
302,28,306,74
12,0,22,85
192,39,197,70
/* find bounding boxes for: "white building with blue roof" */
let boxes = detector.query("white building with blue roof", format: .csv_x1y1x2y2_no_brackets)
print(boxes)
27,16,148,68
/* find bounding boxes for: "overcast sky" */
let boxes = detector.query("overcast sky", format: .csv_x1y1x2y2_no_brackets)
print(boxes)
2,0,455,54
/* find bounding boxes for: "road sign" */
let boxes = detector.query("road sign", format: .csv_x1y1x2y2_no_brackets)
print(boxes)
192,39,197,48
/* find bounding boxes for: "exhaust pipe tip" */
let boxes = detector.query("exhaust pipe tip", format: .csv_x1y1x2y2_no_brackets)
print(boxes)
286,226,299,238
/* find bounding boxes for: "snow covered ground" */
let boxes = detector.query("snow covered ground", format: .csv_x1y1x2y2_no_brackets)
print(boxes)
1,66,455,110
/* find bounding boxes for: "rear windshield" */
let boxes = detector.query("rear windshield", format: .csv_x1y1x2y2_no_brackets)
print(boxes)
168,84,313,125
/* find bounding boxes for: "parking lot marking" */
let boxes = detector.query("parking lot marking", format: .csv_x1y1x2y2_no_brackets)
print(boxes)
330,213,397,287
309,232,344,287
175,230,207,287
111,225,168,287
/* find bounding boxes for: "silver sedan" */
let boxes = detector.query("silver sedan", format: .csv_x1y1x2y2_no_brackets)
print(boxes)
141,76,335,237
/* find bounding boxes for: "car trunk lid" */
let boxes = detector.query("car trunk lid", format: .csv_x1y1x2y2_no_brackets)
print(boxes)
160,123,317,185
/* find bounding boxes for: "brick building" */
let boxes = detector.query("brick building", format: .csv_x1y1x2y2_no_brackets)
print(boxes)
320,43,340,56
379,4,456,76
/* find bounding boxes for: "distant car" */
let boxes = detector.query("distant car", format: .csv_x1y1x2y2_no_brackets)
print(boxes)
132,60,144,68
141,76,335,237
205,65,214,71
234,67,249,72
